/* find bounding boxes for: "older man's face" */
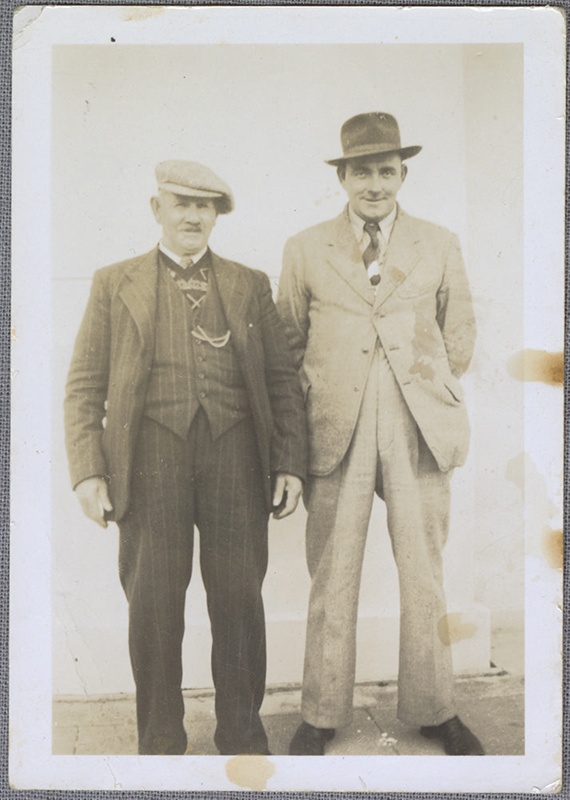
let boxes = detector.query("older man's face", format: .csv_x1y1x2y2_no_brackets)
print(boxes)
340,153,407,222
151,190,217,256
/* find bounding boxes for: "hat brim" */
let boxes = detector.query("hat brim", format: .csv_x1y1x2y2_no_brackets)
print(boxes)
158,182,234,213
326,144,422,166
159,182,224,199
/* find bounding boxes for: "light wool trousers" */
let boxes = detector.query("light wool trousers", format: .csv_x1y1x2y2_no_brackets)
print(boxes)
301,343,456,729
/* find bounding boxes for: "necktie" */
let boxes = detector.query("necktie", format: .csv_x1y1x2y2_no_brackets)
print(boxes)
363,222,383,286
179,254,194,269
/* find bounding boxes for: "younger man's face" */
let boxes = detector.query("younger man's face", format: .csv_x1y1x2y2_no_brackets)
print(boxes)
340,153,407,223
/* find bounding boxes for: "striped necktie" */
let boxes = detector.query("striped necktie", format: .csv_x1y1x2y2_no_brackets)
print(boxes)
363,222,383,286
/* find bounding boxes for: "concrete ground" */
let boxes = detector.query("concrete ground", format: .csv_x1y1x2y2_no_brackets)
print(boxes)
53,624,524,757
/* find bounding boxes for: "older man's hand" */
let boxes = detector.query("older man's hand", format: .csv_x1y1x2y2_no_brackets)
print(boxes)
272,473,303,520
75,476,113,528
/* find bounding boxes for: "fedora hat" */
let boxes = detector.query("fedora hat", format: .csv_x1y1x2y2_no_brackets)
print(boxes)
326,112,422,166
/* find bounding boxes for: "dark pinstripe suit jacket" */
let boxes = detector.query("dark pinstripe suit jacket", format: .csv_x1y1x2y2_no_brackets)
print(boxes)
64,247,308,521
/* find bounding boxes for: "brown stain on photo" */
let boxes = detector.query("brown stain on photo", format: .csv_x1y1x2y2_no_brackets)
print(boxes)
507,350,563,386
438,613,477,646
122,7,165,22
543,529,563,570
389,266,406,284
225,755,276,791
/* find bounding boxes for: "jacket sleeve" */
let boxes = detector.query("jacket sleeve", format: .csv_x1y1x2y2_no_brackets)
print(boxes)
64,269,111,489
257,271,308,482
436,233,476,377
275,236,311,374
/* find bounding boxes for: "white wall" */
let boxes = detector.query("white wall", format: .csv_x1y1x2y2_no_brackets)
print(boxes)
462,45,525,617
52,43,523,695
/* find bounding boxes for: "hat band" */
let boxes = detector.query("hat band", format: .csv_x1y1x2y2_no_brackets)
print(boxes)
342,142,402,159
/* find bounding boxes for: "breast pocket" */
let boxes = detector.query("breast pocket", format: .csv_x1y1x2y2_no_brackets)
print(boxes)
398,276,441,299
396,261,442,299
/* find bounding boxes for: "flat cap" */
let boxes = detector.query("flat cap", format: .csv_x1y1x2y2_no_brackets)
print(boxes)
155,160,234,214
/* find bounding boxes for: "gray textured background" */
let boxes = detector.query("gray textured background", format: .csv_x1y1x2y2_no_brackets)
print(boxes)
3,0,568,798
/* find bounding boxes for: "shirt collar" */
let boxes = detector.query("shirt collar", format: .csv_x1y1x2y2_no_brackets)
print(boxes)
348,203,398,243
159,242,208,268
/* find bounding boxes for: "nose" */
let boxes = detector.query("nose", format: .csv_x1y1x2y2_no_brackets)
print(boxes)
368,172,384,194
184,204,201,224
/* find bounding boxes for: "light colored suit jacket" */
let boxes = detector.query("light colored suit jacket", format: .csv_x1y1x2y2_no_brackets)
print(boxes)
65,247,307,521
277,206,476,475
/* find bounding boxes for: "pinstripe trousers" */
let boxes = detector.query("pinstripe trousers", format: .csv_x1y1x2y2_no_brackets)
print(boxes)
301,343,456,730
118,409,269,755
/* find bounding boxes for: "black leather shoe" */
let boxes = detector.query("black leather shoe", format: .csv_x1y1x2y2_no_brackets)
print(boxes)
289,721,336,755
420,716,485,755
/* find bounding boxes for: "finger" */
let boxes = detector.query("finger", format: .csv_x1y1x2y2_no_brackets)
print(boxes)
272,474,285,507
275,485,301,519
80,496,107,528
274,481,295,519
273,499,292,520
273,505,287,520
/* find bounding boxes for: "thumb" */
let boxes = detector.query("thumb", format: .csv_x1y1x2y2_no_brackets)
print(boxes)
99,483,114,512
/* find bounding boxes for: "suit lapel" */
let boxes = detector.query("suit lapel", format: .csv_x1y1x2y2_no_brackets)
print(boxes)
119,247,251,353
374,209,422,307
325,208,375,306
119,247,159,346
325,206,423,308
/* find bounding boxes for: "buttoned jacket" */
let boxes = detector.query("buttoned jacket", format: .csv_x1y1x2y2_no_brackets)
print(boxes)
277,206,476,475
65,247,308,521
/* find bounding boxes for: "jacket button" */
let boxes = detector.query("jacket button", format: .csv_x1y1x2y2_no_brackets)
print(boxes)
362,347,369,354
199,373,205,379
200,391,207,398
354,386,359,392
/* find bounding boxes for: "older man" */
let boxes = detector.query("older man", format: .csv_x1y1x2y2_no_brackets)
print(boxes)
65,161,307,756
277,113,483,756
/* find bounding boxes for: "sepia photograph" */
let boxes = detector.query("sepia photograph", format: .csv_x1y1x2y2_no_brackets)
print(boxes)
10,5,564,793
